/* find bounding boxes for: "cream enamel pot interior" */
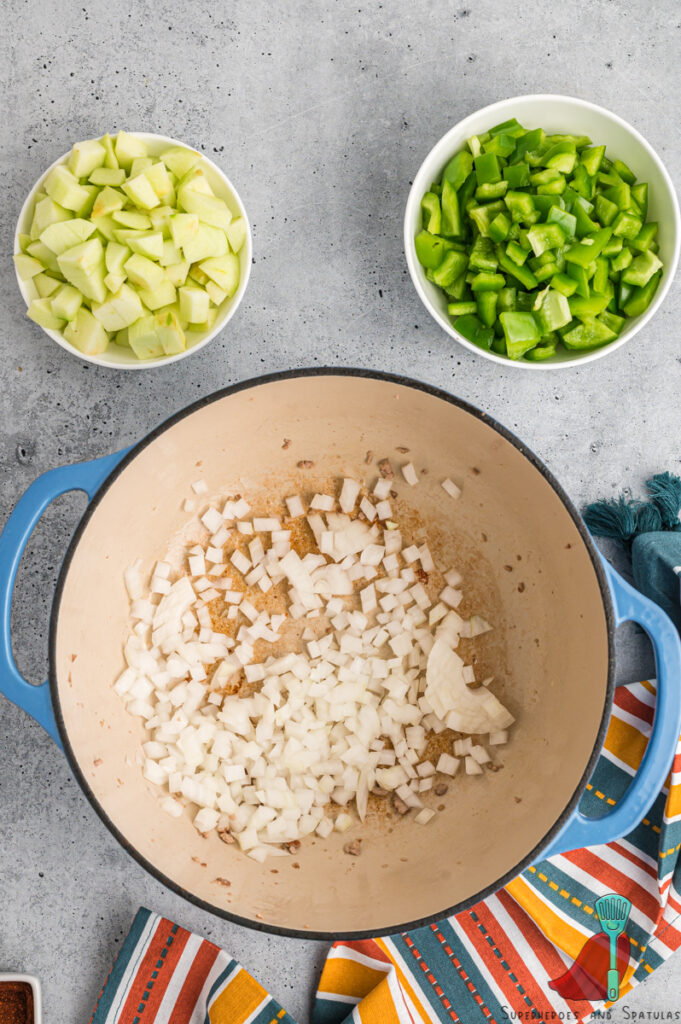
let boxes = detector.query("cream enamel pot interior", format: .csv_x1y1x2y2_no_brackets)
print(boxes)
1,369,680,938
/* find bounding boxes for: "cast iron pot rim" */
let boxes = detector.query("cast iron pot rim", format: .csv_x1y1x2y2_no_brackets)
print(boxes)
48,366,615,941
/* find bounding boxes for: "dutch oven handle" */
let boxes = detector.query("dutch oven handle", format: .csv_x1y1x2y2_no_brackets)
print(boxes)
0,448,131,746
542,555,681,858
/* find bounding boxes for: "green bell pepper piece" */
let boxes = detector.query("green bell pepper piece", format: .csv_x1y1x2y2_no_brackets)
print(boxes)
611,247,633,273
536,289,571,332
474,152,502,186
490,334,507,355
632,182,648,218
499,311,541,358
503,163,530,188
613,158,636,185
534,263,559,283
458,172,477,215
568,292,611,318
566,263,590,298
532,194,565,217
527,222,566,256
441,179,462,237
421,192,441,235
541,141,577,174
515,291,535,311
489,117,526,138
471,272,505,292
469,235,498,272
488,212,512,242
514,128,545,160
593,257,610,295
442,150,474,191
475,181,508,202
564,228,612,268
546,206,576,238
444,271,469,300
497,286,516,312
599,310,625,336
594,194,619,227
476,290,498,327
571,164,594,200
454,313,494,349
506,240,529,266
468,205,498,237
603,183,631,210
432,249,468,287
618,280,634,310
630,222,658,252
622,250,663,288
602,235,623,257
551,272,578,297
497,251,539,289
447,301,477,316
612,211,643,240
562,317,617,350
483,133,517,159
573,202,599,238
504,191,538,225
580,145,606,177
468,135,483,158
524,337,558,361
414,230,446,269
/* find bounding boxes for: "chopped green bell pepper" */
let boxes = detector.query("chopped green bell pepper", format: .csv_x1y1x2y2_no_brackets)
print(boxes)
432,249,468,287
443,150,474,191
612,211,643,240
564,228,613,268
536,289,571,332
551,272,578,297
415,230,446,269
527,222,566,256
503,163,531,188
421,192,441,235
469,235,498,272
497,251,539,289
447,301,477,316
568,293,611,318
499,311,541,359
562,317,617,350
471,272,505,292
524,337,558,361
441,180,462,237
542,141,577,174
630,221,658,252
506,240,529,266
475,181,508,202
621,269,662,317
454,313,494,349
580,145,606,177
474,152,502,186
476,290,498,327
547,206,577,238
504,191,538,225
621,250,663,288
488,212,512,242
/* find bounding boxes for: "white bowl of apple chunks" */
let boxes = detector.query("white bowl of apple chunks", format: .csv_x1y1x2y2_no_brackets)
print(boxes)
13,131,252,368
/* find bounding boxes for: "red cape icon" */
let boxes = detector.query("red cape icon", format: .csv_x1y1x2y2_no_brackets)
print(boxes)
548,931,630,1001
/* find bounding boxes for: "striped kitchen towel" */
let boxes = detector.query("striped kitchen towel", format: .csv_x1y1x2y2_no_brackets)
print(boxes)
91,678,681,1024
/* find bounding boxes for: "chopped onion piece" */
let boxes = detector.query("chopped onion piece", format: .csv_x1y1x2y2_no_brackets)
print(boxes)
442,478,461,499
402,463,419,486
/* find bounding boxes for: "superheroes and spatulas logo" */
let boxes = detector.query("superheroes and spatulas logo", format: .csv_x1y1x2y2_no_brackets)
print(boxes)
548,894,632,1002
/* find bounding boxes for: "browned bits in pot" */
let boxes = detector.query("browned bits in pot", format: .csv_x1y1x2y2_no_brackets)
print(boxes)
344,839,362,856
218,828,234,845
517,582,526,593
282,438,291,449
393,794,409,815
434,783,448,796
437,803,446,812
192,856,207,866
390,490,398,499
416,567,429,585
471,467,481,475
396,446,410,453
514,796,523,804
93,758,103,767
285,840,301,853
378,458,394,479
297,459,314,469
371,785,387,797
292,862,300,869
504,565,513,572
214,877,231,887
365,450,374,464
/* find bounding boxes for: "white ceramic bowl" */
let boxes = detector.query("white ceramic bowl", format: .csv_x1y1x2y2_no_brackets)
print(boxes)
404,95,680,369
0,974,41,1023
13,132,252,370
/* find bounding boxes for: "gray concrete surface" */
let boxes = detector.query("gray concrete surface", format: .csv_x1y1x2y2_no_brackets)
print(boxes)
1,0,681,1020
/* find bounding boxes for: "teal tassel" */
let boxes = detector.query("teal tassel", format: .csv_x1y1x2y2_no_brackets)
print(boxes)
646,472,681,530
634,502,663,534
583,496,640,541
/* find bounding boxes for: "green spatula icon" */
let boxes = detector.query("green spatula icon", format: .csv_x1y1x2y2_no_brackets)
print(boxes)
595,893,632,1001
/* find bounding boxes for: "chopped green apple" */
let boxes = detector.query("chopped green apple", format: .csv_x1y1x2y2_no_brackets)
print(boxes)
17,233,31,250
161,146,200,179
181,223,228,263
205,280,228,305
188,265,210,286
41,218,96,255
179,285,210,323
89,167,126,186
188,305,218,332
13,252,44,280
57,238,107,303
63,307,110,355
44,165,92,211
100,133,119,169
149,205,174,234
169,212,200,249
104,272,126,293
177,186,232,230
145,162,174,200
114,327,130,347
26,240,60,273
30,197,73,239
128,315,165,358
114,131,148,169
122,173,160,210
72,184,99,218
68,138,106,178
226,217,247,253
92,213,118,242
200,252,240,296
92,186,125,219
159,239,182,266
130,157,153,178
124,253,165,291
92,283,145,331
165,261,190,287
112,209,151,230
137,279,177,310
34,273,61,298
155,306,187,354
177,167,213,195
27,298,66,331
126,231,164,260
51,284,83,321
105,241,129,276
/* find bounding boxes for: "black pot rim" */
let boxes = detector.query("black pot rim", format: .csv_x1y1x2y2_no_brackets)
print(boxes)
48,366,615,941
